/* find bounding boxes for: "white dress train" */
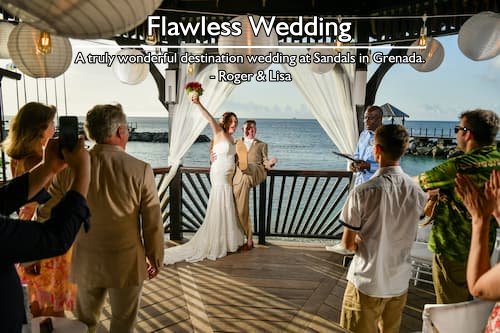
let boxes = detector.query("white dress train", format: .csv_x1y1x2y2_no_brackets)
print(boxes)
164,140,245,265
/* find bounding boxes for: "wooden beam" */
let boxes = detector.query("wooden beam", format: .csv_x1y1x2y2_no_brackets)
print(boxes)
365,41,412,106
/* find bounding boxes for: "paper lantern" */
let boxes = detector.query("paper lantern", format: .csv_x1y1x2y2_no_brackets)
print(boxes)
0,0,162,39
8,23,72,78
112,49,149,85
408,37,444,72
0,22,15,58
458,11,500,61
218,15,278,74
308,48,338,74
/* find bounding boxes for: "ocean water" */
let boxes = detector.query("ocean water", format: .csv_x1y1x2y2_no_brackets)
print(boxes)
1,116,457,177
124,117,456,175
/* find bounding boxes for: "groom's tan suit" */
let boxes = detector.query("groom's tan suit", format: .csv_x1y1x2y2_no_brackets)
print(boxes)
233,138,273,236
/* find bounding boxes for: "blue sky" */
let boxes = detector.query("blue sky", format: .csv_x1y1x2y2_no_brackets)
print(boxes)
1,35,498,120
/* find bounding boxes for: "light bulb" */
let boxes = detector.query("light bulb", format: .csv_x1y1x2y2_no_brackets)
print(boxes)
418,15,428,47
145,31,157,45
334,39,343,52
418,26,427,47
187,63,194,75
36,31,52,55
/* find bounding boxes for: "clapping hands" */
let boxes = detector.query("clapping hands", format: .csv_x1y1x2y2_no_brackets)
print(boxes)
455,170,500,223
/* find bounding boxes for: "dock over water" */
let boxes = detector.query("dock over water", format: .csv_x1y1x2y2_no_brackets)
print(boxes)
95,241,434,332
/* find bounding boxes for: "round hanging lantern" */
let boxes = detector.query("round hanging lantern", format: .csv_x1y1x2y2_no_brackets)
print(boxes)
0,22,15,58
408,37,444,72
8,23,72,78
218,15,278,74
458,11,500,61
0,0,162,39
308,48,338,74
112,49,149,85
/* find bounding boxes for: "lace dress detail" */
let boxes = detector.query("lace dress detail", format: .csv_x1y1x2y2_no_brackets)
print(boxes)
164,140,245,264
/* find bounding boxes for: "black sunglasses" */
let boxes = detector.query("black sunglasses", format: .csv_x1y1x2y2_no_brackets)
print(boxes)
454,126,471,134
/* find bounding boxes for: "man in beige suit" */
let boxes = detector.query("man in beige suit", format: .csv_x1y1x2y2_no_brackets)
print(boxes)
39,104,164,333
234,120,277,249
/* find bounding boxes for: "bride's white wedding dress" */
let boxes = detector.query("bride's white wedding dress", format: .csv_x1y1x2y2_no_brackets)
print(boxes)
164,140,245,265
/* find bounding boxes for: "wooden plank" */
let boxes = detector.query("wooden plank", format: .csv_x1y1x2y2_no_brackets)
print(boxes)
210,318,290,333
176,266,214,333
197,277,320,290
284,266,341,332
207,305,297,321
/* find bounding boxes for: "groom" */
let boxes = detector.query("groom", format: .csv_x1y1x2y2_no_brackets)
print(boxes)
234,120,277,250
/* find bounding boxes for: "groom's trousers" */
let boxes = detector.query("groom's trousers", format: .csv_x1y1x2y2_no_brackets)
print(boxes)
233,164,266,236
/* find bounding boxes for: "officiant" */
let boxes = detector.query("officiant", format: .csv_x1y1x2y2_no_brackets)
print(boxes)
350,105,383,186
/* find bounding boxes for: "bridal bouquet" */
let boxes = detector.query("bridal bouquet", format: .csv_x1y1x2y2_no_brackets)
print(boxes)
185,81,203,98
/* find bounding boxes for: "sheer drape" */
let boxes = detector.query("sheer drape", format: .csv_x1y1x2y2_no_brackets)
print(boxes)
282,48,359,155
158,63,235,195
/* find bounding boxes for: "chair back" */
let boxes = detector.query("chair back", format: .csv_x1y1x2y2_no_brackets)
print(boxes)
490,228,500,266
422,300,495,333
421,228,500,332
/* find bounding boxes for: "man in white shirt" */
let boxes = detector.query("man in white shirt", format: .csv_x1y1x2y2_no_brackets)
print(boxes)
234,120,277,250
339,124,426,333
326,105,383,253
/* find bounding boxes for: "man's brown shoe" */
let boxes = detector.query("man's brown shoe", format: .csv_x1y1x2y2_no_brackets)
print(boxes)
236,140,248,171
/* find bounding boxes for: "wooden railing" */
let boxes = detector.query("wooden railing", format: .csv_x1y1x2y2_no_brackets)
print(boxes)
153,166,353,244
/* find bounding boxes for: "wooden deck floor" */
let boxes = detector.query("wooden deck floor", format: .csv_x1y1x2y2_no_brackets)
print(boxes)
96,241,435,332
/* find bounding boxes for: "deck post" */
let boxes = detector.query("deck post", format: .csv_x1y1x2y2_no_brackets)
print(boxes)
169,167,183,241
258,179,267,245
0,68,22,181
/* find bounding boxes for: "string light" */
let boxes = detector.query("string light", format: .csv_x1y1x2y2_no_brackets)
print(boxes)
145,28,158,45
36,31,52,55
334,15,343,51
418,14,428,47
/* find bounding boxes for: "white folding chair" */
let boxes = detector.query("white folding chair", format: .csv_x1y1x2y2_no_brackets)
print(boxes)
410,223,433,286
422,299,495,333
421,228,500,333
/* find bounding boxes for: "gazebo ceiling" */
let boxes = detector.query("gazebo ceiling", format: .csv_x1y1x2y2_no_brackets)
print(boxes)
160,0,495,16
0,0,497,45
115,0,498,45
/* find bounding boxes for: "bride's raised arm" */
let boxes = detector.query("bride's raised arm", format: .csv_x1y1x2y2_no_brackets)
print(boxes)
192,95,222,137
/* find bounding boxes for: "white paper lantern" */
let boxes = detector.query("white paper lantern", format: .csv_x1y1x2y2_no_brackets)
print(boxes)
0,0,162,39
408,37,445,72
458,11,500,61
8,23,72,78
112,49,149,85
218,15,278,74
0,22,15,59
308,48,338,74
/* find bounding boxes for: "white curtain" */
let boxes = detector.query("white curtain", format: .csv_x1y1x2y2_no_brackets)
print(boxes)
282,48,359,155
158,62,235,195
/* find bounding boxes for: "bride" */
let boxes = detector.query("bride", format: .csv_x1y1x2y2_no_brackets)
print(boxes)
164,94,245,265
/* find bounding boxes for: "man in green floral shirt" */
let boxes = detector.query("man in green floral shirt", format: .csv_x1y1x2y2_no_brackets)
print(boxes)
417,109,499,304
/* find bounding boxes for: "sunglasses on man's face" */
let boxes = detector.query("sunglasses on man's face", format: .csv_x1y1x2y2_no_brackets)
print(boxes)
454,126,471,134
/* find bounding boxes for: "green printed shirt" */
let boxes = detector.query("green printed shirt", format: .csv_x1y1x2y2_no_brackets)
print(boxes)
418,145,500,262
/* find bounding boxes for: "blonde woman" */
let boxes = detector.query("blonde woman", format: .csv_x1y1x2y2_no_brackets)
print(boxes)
2,102,75,317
